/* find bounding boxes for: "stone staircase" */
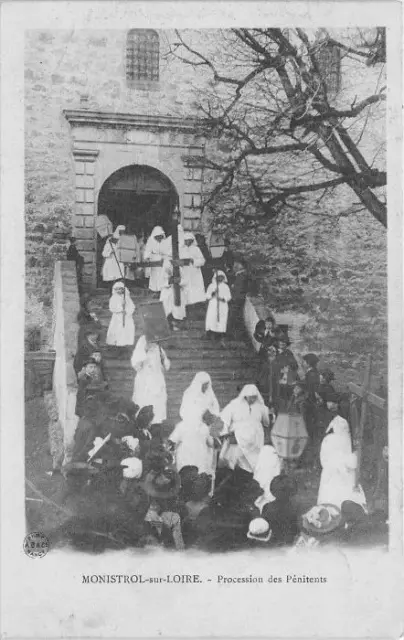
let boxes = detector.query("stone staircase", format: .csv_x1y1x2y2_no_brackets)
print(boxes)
90,287,259,431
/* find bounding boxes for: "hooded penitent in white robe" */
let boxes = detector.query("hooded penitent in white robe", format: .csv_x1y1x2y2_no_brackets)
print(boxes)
143,226,167,292
169,419,215,475
253,445,282,513
179,372,220,422
159,259,187,321
219,385,270,474
131,335,170,424
317,415,367,510
168,372,219,475
106,282,135,346
180,232,206,305
205,271,232,333
102,225,126,282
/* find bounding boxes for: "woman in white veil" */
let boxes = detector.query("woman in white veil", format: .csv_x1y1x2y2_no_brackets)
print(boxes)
317,392,367,510
102,225,126,282
179,372,220,423
169,372,219,476
219,384,269,475
143,226,167,293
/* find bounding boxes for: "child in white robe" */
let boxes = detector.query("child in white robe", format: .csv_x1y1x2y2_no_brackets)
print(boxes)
131,335,171,424
317,392,367,511
205,270,231,340
106,281,135,346
143,226,167,293
159,259,186,330
102,225,126,282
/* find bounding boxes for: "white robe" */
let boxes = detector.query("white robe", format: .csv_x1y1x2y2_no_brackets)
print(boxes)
143,227,167,292
102,238,125,282
169,420,215,475
317,415,367,510
131,336,170,423
159,261,186,320
106,290,135,346
181,243,206,306
164,232,206,306
205,281,231,333
179,372,220,422
219,386,269,474
253,445,282,513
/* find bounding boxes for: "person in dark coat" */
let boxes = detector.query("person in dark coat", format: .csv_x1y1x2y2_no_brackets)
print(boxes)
220,237,235,284
195,233,213,289
227,257,249,340
77,294,101,328
317,368,336,434
75,358,108,418
74,327,106,380
254,314,278,356
255,314,279,404
302,353,321,439
272,332,299,411
67,237,85,292
318,369,336,406
260,475,299,546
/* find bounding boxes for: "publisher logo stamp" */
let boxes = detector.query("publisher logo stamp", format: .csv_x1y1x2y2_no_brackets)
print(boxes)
23,532,49,559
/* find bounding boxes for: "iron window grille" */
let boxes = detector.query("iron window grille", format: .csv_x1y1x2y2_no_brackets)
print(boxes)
126,29,159,83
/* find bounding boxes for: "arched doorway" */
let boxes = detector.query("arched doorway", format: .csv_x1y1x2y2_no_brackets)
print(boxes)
96,164,178,285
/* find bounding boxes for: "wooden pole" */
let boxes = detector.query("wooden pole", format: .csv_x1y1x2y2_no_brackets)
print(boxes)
354,355,372,487
172,204,181,307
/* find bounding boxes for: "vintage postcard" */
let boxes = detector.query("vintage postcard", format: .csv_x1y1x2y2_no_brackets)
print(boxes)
0,1,403,638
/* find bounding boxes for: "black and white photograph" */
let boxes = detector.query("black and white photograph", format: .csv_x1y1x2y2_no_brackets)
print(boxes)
1,2,403,638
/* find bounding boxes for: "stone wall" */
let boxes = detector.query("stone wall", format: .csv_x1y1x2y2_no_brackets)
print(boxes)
25,29,213,296
52,261,80,464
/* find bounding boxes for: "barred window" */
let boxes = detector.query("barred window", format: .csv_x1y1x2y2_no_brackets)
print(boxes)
126,29,159,83
315,42,341,95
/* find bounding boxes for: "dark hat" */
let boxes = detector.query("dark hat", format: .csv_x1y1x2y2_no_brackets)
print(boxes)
136,405,154,430
188,473,212,501
270,475,298,500
341,500,367,526
83,325,100,337
303,353,319,367
325,390,340,404
143,469,181,499
320,368,335,383
276,332,291,346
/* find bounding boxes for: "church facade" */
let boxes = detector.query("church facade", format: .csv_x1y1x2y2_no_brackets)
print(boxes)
25,29,211,293
25,28,385,308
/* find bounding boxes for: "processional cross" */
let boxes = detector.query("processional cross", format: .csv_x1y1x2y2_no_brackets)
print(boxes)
131,203,190,309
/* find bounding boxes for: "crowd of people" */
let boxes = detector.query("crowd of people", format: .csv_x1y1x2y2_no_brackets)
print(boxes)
59,225,388,553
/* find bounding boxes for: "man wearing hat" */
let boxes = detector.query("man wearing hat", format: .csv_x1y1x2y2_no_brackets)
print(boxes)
302,353,321,433
143,469,185,550
272,331,299,411
259,475,299,546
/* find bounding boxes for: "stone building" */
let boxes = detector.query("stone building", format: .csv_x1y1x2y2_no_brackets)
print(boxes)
25,28,386,371
25,29,215,297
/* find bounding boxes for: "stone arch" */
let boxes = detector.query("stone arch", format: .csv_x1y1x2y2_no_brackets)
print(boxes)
95,163,179,286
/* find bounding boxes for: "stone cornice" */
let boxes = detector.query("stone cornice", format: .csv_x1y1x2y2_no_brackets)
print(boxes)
64,109,206,134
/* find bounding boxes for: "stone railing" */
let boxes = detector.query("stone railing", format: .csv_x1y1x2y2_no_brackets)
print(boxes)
52,261,80,465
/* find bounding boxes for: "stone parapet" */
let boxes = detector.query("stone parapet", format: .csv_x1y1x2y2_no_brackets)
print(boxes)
52,261,80,464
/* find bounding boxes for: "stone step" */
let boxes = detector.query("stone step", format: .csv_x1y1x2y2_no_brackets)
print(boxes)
104,352,257,371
